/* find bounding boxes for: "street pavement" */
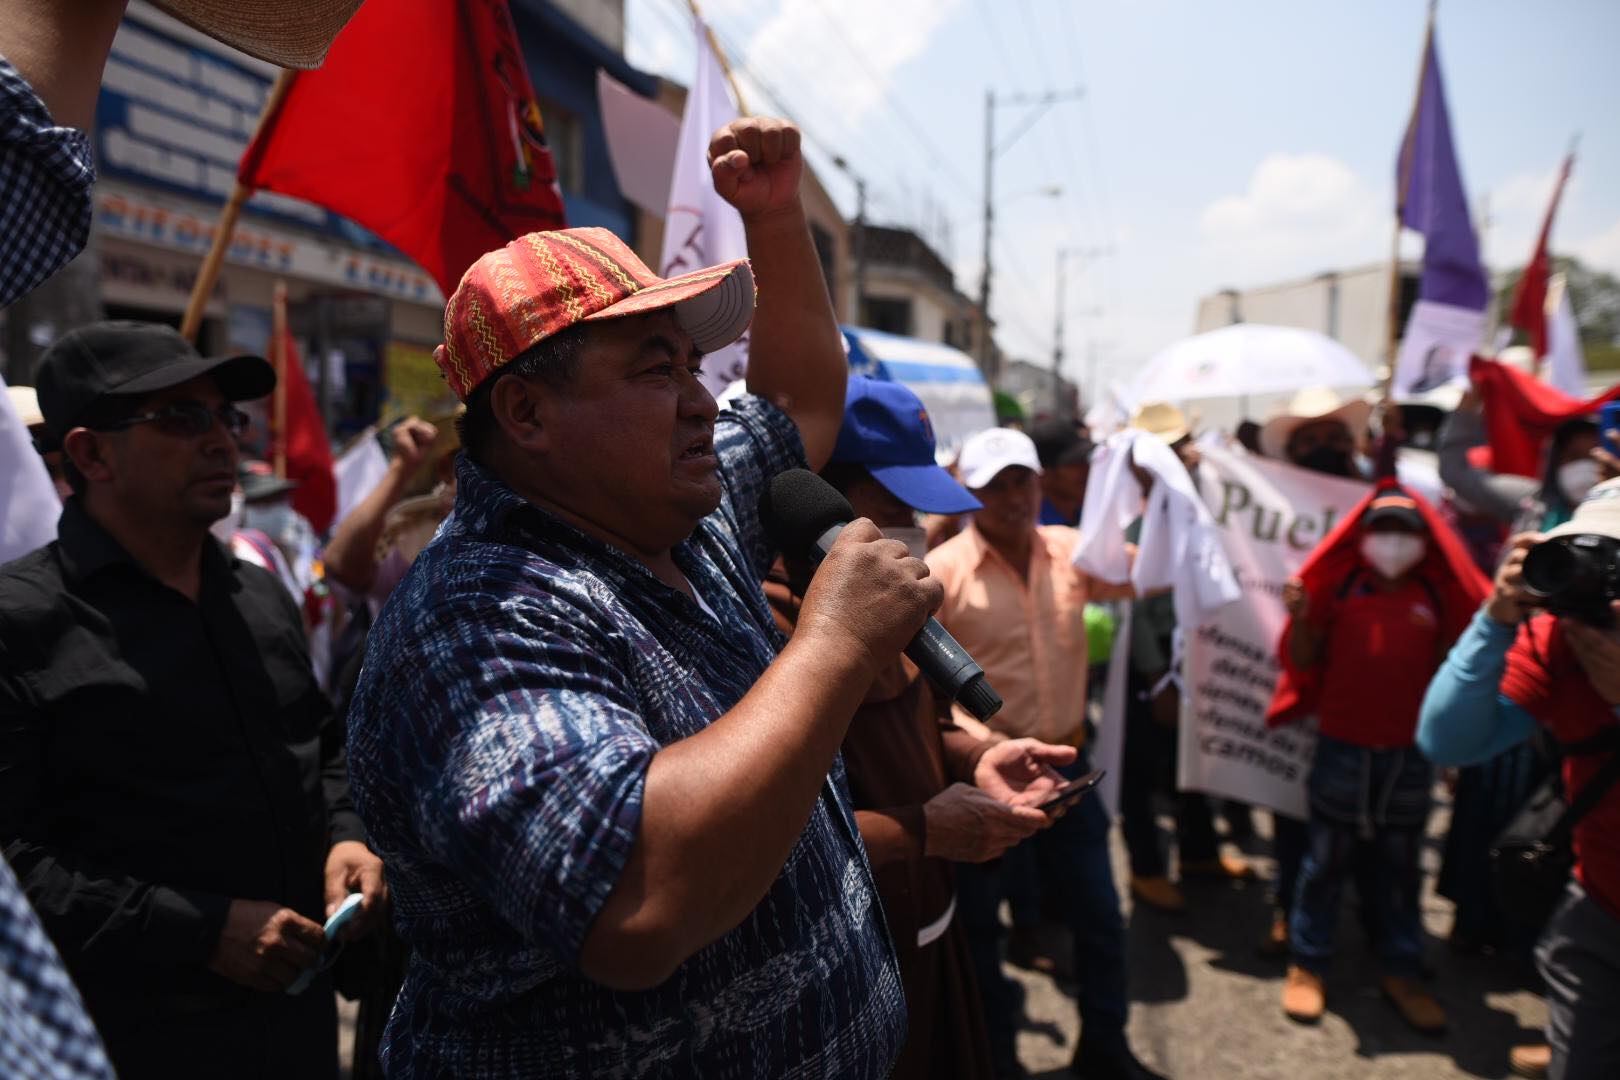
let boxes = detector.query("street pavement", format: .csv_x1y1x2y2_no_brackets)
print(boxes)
1010,793,1548,1079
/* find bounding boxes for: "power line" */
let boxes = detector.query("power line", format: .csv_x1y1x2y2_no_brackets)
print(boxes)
802,0,980,201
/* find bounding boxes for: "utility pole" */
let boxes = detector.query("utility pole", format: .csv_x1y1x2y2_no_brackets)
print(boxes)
1052,246,1112,417
852,175,867,325
977,84,1085,388
978,89,995,382
834,156,868,326
1052,247,1068,419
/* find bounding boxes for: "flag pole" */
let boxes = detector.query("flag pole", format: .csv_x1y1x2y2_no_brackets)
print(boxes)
179,70,297,344
271,281,289,479
1384,4,1436,384
684,0,750,114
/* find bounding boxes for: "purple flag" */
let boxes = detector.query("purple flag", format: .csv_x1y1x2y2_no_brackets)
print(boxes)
1396,28,1488,311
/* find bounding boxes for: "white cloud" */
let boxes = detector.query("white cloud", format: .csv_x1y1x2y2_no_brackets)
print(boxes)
1481,165,1565,270
1197,153,1385,284
716,0,964,126
1577,215,1620,276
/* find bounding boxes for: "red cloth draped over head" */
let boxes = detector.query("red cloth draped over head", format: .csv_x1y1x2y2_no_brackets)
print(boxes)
1265,479,1491,727
1470,356,1620,478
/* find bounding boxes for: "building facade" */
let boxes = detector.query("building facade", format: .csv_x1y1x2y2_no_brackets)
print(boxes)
2,0,673,445
853,224,987,354
1194,262,1420,370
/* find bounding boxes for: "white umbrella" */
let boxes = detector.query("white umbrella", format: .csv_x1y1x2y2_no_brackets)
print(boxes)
1130,324,1376,404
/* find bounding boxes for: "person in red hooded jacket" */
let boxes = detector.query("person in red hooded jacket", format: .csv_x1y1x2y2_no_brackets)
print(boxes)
1268,485,1489,1033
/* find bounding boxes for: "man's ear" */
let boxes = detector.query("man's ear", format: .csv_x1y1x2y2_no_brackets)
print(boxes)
489,375,550,457
61,427,116,486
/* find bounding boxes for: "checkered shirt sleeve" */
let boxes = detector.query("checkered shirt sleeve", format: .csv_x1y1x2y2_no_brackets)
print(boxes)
0,856,116,1080
0,57,95,307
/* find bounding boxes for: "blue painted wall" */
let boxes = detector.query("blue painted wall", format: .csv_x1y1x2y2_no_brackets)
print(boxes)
512,1,658,241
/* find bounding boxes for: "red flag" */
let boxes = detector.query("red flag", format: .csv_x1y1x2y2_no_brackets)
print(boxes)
238,0,567,297
1469,355,1620,478
1508,152,1575,358
1265,479,1489,729
272,331,338,535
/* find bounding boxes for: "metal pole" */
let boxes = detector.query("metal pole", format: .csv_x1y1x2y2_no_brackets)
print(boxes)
1052,248,1067,418
852,176,867,325
978,89,995,383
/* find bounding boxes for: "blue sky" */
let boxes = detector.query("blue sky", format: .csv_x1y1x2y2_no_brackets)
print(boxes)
624,0,1620,395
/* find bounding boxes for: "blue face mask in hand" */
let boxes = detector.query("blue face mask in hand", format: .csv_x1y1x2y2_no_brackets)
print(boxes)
285,893,364,996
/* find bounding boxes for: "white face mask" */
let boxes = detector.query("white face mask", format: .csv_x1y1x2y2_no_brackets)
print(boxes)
1360,532,1426,580
880,525,929,560
1557,458,1600,505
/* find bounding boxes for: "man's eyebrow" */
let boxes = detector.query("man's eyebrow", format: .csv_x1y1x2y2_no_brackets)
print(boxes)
637,334,704,363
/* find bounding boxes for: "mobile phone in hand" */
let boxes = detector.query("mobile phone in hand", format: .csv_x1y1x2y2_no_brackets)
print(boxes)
1601,402,1620,454
1037,768,1106,813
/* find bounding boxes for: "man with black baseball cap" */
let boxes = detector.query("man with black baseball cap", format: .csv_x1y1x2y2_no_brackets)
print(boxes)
0,320,387,1078
1030,418,1094,528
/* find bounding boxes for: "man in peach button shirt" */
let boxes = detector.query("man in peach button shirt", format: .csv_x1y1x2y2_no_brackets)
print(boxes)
927,427,1158,1080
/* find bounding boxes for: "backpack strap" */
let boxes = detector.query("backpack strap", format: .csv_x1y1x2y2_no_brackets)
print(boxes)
1560,725,1620,757
1550,741,1620,845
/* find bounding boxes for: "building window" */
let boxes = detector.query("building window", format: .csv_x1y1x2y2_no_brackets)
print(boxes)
536,96,584,194
864,297,913,337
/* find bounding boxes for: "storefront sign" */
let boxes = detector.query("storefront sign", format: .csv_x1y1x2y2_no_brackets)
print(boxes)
96,187,443,307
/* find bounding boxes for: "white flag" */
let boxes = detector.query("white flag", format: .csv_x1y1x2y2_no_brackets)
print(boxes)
660,15,749,396
1544,273,1587,397
1392,298,1485,398
333,432,391,530
0,377,61,564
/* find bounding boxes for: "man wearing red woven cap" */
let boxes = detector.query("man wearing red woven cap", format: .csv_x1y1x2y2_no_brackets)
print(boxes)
347,117,935,1078
1268,486,1489,1033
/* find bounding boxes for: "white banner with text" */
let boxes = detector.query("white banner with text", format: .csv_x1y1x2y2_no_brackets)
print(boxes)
1177,441,1369,819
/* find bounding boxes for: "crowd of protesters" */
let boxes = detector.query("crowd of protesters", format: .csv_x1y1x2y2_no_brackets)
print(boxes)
1,6,1617,1080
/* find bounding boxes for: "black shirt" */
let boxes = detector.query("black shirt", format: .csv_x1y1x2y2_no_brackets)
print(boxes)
0,499,363,1013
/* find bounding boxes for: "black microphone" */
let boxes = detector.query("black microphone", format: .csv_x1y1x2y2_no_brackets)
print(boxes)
761,468,1003,721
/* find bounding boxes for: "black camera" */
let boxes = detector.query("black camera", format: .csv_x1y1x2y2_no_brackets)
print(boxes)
1521,533,1620,627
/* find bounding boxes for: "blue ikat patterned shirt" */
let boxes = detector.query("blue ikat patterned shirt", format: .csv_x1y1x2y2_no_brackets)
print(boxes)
0,56,95,307
347,395,905,1078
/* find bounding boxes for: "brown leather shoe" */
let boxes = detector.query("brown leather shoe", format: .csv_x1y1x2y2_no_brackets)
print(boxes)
1181,852,1257,880
1257,909,1290,957
1508,1043,1550,1078
1381,975,1446,1034
1282,965,1325,1023
1130,875,1187,913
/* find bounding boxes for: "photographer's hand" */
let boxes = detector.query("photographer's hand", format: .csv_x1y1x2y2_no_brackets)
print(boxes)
1484,533,1542,626
1563,601,1620,705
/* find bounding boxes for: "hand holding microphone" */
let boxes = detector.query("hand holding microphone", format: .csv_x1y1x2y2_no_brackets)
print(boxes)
763,469,1004,720
794,518,943,679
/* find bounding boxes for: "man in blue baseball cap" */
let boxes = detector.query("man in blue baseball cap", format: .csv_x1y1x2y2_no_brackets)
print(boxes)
764,376,1080,1080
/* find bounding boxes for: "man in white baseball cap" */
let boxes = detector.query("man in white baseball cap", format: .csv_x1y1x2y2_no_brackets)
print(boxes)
927,426,1160,1078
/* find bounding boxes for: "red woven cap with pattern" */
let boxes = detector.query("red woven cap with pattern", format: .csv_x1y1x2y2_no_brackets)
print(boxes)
435,227,754,400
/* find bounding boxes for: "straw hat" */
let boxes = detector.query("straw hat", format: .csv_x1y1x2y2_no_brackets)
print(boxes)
377,492,452,567
151,0,365,70
1129,401,1191,445
1546,477,1620,542
1259,387,1373,460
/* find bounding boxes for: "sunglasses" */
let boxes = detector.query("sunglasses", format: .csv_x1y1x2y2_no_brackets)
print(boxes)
99,402,251,439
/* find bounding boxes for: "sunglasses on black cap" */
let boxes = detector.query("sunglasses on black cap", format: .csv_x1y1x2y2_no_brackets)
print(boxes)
95,402,252,439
